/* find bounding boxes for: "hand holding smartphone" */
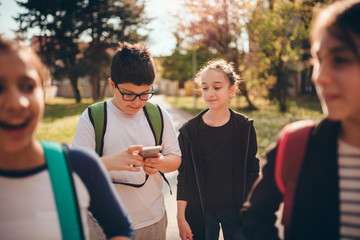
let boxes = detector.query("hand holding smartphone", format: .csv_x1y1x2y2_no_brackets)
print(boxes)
139,146,162,159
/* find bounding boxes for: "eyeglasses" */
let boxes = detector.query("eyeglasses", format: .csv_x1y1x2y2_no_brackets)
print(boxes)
116,86,154,101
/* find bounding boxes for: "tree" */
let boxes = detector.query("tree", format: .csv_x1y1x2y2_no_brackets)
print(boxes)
172,0,256,109
161,47,193,86
161,41,217,88
80,0,149,100
246,0,307,112
15,0,83,101
298,0,332,95
15,0,150,102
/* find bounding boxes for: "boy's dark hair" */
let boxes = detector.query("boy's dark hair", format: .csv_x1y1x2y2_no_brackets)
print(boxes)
110,42,156,86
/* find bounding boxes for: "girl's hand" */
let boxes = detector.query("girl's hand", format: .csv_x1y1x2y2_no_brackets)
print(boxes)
177,217,193,240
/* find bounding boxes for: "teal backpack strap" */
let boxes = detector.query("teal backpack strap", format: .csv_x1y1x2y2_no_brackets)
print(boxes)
41,141,84,240
88,101,107,156
143,102,172,195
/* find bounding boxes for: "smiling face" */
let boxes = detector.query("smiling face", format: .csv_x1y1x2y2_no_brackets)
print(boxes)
109,80,152,115
311,30,360,123
201,69,237,111
0,49,45,153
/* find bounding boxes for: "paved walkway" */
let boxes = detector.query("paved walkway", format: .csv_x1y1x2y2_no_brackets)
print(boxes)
149,95,192,240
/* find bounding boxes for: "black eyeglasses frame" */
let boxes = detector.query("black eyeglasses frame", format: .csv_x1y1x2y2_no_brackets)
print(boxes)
116,86,154,101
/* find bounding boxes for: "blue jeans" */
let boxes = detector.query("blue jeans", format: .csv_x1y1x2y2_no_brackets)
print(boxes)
205,209,245,240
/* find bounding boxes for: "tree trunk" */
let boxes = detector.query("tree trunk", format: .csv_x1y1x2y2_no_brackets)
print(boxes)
239,81,257,110
69,73,81,103
279,100,287,112
277,77,288,112
100,79,109,99
279,91,287,112
229,51,257,110
90,74,100,101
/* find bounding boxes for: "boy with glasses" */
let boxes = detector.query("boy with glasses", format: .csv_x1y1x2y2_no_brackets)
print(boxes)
72,42,181,240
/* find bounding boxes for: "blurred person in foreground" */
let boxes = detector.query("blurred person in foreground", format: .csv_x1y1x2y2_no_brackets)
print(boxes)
0,38,133,240
240,0,360,239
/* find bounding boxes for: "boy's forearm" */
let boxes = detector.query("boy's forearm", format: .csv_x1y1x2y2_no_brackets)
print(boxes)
160,154,181,173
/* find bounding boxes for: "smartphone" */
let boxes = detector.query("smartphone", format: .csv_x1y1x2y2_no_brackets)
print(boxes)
139,146,162,159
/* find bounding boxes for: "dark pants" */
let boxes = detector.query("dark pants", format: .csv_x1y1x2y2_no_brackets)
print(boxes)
205,209,245,240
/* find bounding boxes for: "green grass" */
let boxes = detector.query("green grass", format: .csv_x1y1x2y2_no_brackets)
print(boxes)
35,98,95,144
165,95,323,158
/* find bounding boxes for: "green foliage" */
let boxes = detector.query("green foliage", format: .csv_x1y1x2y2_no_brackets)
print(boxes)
16,0,86,102
80,0,150,100
161,47,193,83
246,0,308,112
160,44,217,84
15,0,150,101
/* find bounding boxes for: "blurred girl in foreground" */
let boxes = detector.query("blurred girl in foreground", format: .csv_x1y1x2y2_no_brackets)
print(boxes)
0,38,133,240
241,0,360,239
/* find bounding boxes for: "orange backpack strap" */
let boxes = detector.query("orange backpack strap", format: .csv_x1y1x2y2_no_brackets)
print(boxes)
274,120,315,233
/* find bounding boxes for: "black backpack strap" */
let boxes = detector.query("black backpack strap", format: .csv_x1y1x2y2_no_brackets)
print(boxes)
112,174,149,188
160,172,172,195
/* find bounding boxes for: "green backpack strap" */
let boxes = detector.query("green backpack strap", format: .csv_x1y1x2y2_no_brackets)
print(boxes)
88,101,107,156
143,102,172,194
41,141,84,240
88,100,172,194
143,102,163,146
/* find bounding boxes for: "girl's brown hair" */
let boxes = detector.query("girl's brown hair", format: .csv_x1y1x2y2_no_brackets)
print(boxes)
0,38,49,87
311,0,360,61
195,59,240,86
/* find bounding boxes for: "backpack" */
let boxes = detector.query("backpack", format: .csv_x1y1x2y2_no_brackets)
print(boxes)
41,141,84,240
87,101,172,194
274,120,315,237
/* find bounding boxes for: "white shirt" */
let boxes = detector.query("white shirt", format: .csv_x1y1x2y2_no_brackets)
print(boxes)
338,140,360,240
72,99,181,229
0,170,90,240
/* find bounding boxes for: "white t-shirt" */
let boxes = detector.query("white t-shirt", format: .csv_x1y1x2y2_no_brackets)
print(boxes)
0,147,133,239
72,99,181,229
0,169,90,240
338,140,360,240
